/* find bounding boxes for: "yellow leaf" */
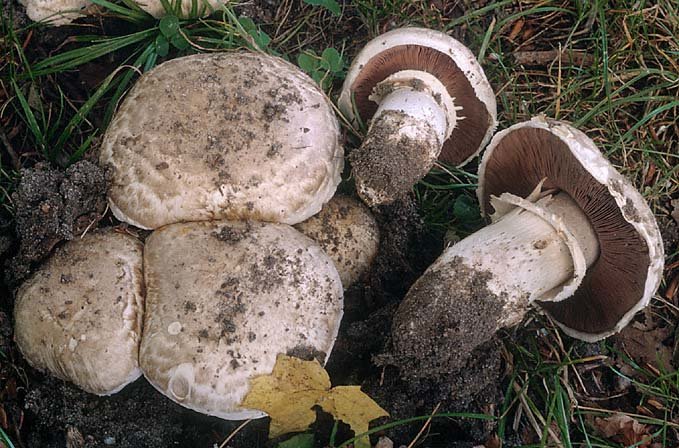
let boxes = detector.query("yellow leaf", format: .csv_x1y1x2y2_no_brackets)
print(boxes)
241,355,330,438
319,386,389,448
242,355,389,443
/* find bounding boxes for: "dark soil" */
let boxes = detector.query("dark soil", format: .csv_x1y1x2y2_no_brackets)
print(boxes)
6,161,107,288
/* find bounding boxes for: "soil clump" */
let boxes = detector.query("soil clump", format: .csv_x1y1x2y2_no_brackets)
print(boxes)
6,161,107,288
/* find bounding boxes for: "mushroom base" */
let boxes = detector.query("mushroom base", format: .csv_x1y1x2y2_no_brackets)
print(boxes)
392,191,599,379
391,256,505,378
349,110,440,206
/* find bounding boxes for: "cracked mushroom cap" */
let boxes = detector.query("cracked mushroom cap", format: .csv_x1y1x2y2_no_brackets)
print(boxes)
19,0,89,25
14,229,144,395
100,52,343,230
338,27,497,166
140,220,343,419
477,116,664,341
295,195,380,289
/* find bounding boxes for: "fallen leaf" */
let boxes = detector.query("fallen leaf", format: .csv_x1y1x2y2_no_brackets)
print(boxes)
507,18,525,41
672,199,679,224
241,356,329,438
612,307,672,373
242,355,388,446
593,414,653,447
484,434,501,448
318,386,389,448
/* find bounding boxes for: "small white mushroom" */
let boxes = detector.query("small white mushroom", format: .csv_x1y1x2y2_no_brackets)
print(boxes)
140,220,343,419
100,51,343,230
338,27,497,206
134,0,224,19
392,116,664,376
14,229,144,395
295,195,380,289
19,0,89,25
20,0,225,25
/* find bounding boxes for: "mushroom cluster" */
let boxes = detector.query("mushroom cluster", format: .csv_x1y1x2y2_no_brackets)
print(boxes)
13,25,664,436
14,51,380,420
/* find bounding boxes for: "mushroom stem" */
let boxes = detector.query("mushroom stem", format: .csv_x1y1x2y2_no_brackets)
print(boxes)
349,70,459,206
392,192,600,371
448,192,599,327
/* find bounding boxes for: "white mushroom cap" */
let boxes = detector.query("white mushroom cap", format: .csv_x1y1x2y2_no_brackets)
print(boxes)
338,27,497,166
134,0,224,18
295,195,380,289
140,220,343,419
14,229,144,395
100,52,343,230
20,0,223,26
477,115,664,341
19,0,89,25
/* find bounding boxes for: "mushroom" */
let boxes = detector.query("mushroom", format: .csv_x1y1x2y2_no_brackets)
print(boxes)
391,116,664,377
19,0,89,25
338,27,497,206
134,0,224,19
20,0,224,26
14,229,144,395
140,220,343,419
100,51,343,230
295,195,380,289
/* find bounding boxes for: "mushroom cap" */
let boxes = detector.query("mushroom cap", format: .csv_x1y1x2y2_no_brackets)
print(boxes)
140,220,343,419
14,229,144,395
100,51,343,230
134,0,224,18
477,116,664,341
19,0,89,25
295,195,380,289
338,27,497,166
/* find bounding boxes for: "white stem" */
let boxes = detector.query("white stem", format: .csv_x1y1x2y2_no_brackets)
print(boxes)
391,192,600,373
374,88,448,143
443,192,599,327
351,70,460,206
369,69,459,141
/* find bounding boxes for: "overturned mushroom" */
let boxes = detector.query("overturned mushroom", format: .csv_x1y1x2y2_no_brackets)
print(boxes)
391,116,664,379
295,195,380,289
101,51,342,230
14,229,144,395
338,27,496,206
140,220,343,419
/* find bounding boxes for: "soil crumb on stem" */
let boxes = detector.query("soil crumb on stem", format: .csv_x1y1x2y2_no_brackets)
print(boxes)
390,257,505,378
349,110,439,206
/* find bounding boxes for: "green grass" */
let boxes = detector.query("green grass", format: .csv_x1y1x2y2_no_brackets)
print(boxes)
1,0,678,446
0,427,16,448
